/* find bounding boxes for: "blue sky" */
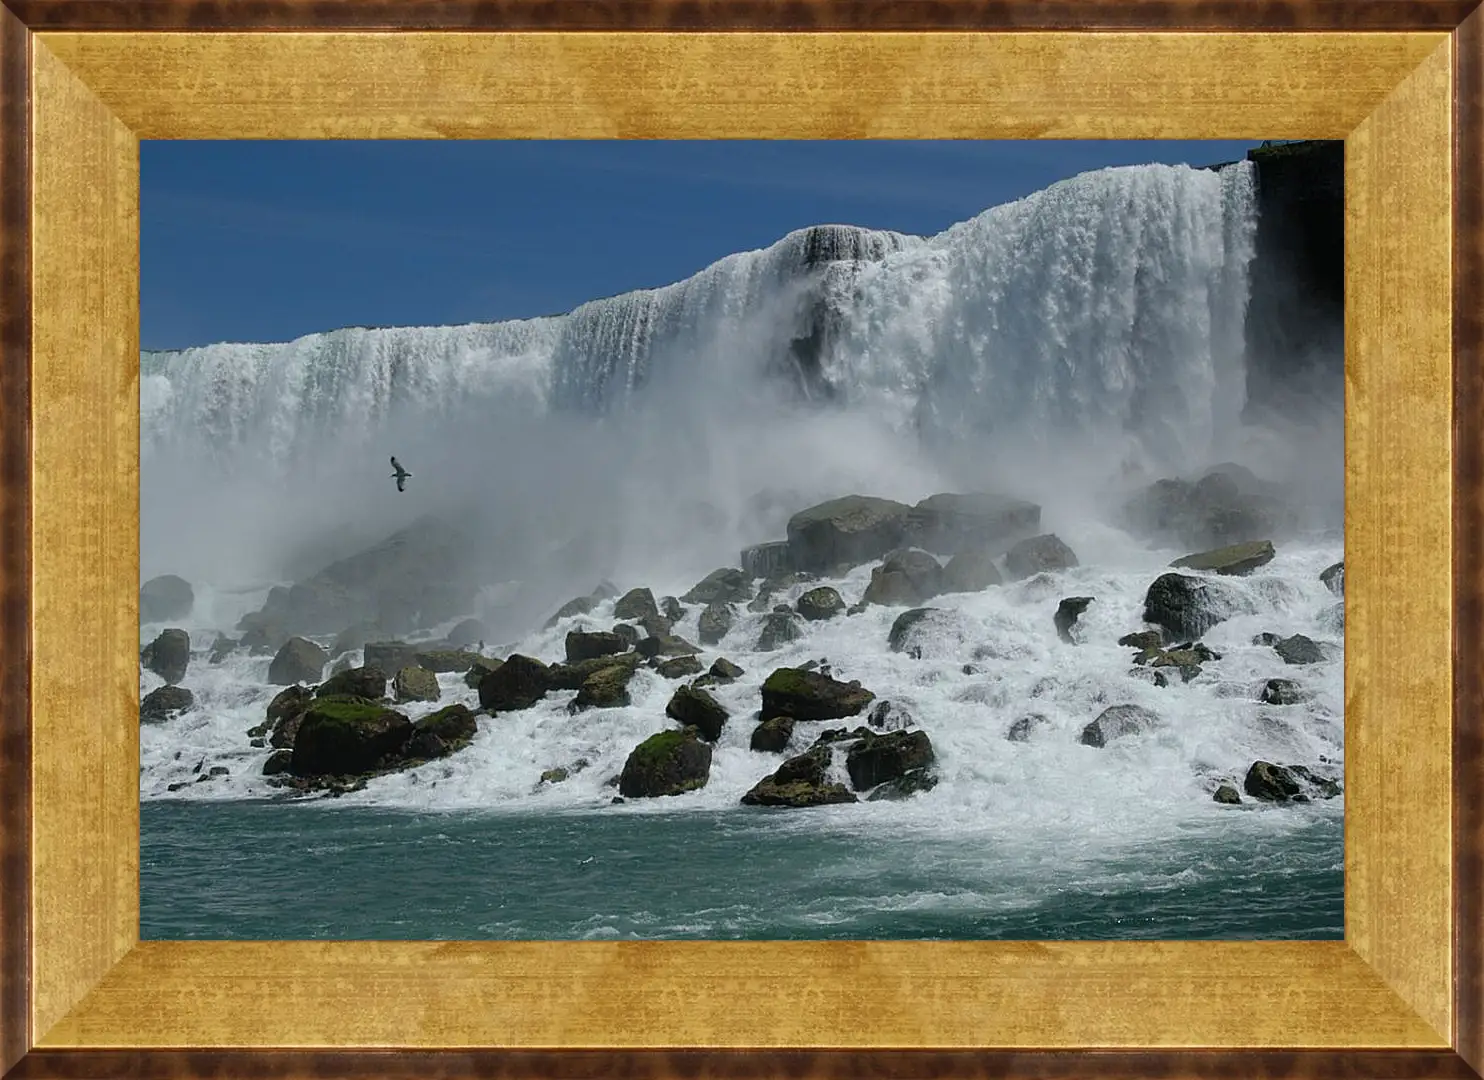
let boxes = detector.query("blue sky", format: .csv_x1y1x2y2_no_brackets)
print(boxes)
141,140,1265,351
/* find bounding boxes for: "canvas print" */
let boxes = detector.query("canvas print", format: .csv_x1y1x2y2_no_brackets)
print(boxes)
138,140,1345,940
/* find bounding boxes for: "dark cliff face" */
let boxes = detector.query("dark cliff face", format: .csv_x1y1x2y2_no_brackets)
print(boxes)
1238,140,1345,421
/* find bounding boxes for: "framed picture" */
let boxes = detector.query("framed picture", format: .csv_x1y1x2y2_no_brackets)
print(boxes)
1,2,1480,1077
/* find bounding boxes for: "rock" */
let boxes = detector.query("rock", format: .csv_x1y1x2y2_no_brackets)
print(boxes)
1142,573,1245,641
619,728,713,797
1253,632,1283,646
796,586,845,621
141,628,191,685
750,716,796,752
262,750,293,776
867,700,914,731
1006,713,1051,742
267,636,327,686
1129,668,1170,688
741,541,792,579
140,685,194,722
698,602,735,645
1118,630,1164,651
547,651,642,690
1146,644,1217,682
1054,597,1095,644
363,641,421,678
741,745,857,807
661,596,686,622
612,623,641,649
256,684,313,740
812,726,873,747
570,662,637,711
761,667,874,721
1321,561,1345,596
208,635,236,665
1171,540,1276,576
1213,784,1242,805
331,621,384,658
905,492,1041,556
666,684,729,741
1260,678,1305,705
613,587,660,622
657,655,704,679
565,630,628,664
786,495,914,574
140,574,194,623
1244,761,1303,802
539,767,569,785
640,613,674,639
1122,468,1287,550
1004,534,1079,580
408,703,477,758
544,595,597,628
317,665,387,701
710,657,745,680
290,698,413,778
1274,634,1326,665
845,729,935,790
1288,764,1343,799
757,610,804,651
394,665,441,704
682,568,753,605
866,767,940,801
940,547,1003,594
636,633,701,659
886,607,965,659
412,649,480,674
1080,704,1160,748
478,654,549,711
862,548,945,607
446,618,487,648
463,656,502,689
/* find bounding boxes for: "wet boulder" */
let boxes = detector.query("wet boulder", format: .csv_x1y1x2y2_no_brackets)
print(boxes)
316,665,387,701
867,700,914,731
1054,597,1095,644
741,541,792,580
750,716,796,752
262,750,294,776
741,745,857,807
267,636,327,686
905,492,1040,556
940,547,1003,594
618,728,713,798
1321,561,1345,597
1142,573,1247,641
760,667,874,721
1213,784,1242,805
393,665,441,704
862,548,945,607
140,685,194,723
866,768,939,801
1260,678,1305,705
1274,634,1326,665
208,634,236,665
756,610,805,652
546,651,642,690
363,641,421,678
636,632,701,659
1006,713,1052,743
1244,761,1304,802
290,698,413,778
1004,534,1079,581
682,568,753,605
796,586,845,621
1080,704,1161,748
405,703,477,760
141,628,191,685
462,656,502,689
544,594,597,629
845,729,935,790
698,602,735,645
331,621,384,658
1118,630,1164,651
661,596,686,622
665,684,729,741
415,649,482,674
477,653,549,711
656,655,704,679
140,574,194,624
1171,540,1276,576
786,495,914,574
1122,467,1287,550
612,623,641,649
710,657,745,680
613,587,660,623
570,662,637,711
565,630,628,664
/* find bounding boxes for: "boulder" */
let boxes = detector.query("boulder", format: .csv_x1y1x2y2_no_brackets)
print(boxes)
618,728,713,798
845,729,935,790
462,656,502,689
477,654,549,711
656,655,703,679
665,684,729,741
290,697,413,777
1080,704,1160,748
1320,602,1345,636
741,745,857,807
866,768,940,801
867,700,914,731
140,574,194,623
1171,540,1276,576
793,586,843,622
661,596,686,622
1274,634,1326,665
1260,678,1305,705
636,633,701,659
710,657,745,680
317,665,387,701
1244,761,1303,802
940,547,1003,594
698,602,735,645
1143,643,1220,683
640,613,674,639
267,636,327,686
446,618,487,648
141,628,191,685
905,492,1041,556
570,663,637,711
612,623,641,649
140,685,194,723
262,750,294,776
760,667,874,721
405,703,478,760
1213,784,1242,805
394,665,441,704
862,549,944,607
613,587,660,622
1321,561,1345,597
547,651,642,690
1142,573,1246,641
1122,467,1288,550
1118,630,1164,651
750,716,796,752
565,630,628,664
785,495,914,574
1006,713,1051,743
886,607,965,659
682,568,753,605
741,541,792,579
544,595,597,628
363,641,421,678
1054,597,1095,644
756,610,805,652
415,649,481,674
1004,534,1079,580
208,634,236,665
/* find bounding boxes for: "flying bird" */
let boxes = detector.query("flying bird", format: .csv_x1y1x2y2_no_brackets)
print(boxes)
389,456,412,492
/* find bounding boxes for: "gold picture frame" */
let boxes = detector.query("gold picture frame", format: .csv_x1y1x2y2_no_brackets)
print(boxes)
1,3,1480,1076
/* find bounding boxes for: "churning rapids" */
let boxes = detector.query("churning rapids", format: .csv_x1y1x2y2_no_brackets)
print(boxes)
138,160,1346,939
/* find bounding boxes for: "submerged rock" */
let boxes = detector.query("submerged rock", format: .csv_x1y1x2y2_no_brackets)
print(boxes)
140,574,194,624
141,628,191,685
1054,597,1095,644
267,636,326,686
761,667,874,721
1171,540,1276,576
1004,534,1078,581
1080,704,1160,748
140,685,194,723
478,654,549,712
619,728,713,798
666,684,729,741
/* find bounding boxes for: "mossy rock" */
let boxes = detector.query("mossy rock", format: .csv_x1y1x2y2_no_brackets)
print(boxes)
548,651,642,691
394,665,441,704
1170,539,1276,576
760,667,874,721
290,699,412,777
750,716,795,752
845,730,935,790
1244,761,1303,802
317,665,388,701
141,685,194,723
740,779,857,808
618,728,713,798
665,684,728,742
571,663,637,711
478,654,549,711
656,655,704,679
1118,630,1164,651
796,586,845,621
463,656,503,689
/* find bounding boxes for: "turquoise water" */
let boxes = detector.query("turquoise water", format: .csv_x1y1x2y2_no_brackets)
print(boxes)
141,800,1342,940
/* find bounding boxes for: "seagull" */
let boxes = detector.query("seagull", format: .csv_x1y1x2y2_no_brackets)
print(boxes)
389,456,412,492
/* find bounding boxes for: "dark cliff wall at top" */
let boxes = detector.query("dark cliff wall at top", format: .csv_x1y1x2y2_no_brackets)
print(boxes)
1238,140,1345,420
